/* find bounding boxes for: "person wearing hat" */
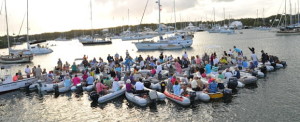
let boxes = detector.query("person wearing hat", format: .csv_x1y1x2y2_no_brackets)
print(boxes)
125,79,133,92
196,75,204,91
216,79,225,91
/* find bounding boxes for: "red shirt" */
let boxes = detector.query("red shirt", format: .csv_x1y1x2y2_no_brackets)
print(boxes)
72,77,81,86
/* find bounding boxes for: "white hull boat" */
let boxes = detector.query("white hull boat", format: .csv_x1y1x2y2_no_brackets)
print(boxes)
0,77,37,93
98,87,126,103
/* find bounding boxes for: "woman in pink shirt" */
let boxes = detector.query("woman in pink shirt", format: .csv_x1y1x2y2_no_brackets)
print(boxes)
196,55,202,67
96,80,108,95
174,59,182,75
72,75,81,86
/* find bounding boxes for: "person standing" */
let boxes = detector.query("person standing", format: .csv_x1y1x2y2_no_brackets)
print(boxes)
25,65,31,78
251,52,259,67
35,65,42,80
32,66,36,77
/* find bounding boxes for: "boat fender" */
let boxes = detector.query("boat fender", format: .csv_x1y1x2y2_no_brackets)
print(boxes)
89,91,99,103
144,80,151,88
189,91,197,102
149,90,158,100
76,84,83,94
223,89,232,103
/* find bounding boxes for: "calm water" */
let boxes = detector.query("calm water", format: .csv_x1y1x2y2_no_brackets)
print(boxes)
1,29,300,122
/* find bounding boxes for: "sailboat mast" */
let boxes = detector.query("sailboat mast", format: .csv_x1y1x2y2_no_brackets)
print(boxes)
263,8,265,26
223,8,225,26
297,0,300,24
290,0,293,25
213,8,215,26
4,0,10,53
27,0,30,50
90,0,93,37
158,0,161,33
174,0,176,31
285,0,287,27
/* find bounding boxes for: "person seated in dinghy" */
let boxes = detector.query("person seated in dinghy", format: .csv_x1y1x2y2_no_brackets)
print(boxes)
207,79,218,93
224,69,233,80
96,79,108,95
86,74,94,86
150,67,156,77
13,73,19,82
232,67,241,79
173,81,181,96
63,74,72,88
134,79,148,96
180,83,189,97
191,76,200,91
216,79,225,91
112,79,122,92
126,79,134,93
72,75,81,86
103,75,112,88
17,70,23,80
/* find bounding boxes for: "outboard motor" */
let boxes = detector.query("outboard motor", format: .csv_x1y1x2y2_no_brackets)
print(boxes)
281,61,287,68
158,73,162,81
260,66,267,77
160,81,166,93
76,83,83,94
251,71,258,77
149,90,158,106
223,89,233,103
53,84,59,97
89,91,99,104
228,77,238,93
144,80,151,88
189,91,197,104
25,82,32,94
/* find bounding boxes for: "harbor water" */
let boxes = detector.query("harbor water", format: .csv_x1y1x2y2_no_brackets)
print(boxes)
0,29,299,121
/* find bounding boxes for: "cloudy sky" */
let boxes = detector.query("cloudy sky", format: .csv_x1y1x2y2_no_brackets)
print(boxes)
0,0,294,35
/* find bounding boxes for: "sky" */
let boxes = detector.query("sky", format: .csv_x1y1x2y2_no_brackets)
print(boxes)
0,0,296,35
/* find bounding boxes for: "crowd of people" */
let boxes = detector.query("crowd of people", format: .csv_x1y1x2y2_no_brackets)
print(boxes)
14,46,284,97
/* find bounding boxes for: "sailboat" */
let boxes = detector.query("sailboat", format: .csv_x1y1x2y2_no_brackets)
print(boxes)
0,0,33,64
277,0,300,35
10,0,53,55
133,0,193,50
79,0,112,45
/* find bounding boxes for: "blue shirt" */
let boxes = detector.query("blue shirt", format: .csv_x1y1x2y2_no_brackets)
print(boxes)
205,64,212,74
64,79,71,87
208,82,218,93
115,67,121,72
234,48,242,53
173,85,181,96
86,76,94,85
242,61,248,68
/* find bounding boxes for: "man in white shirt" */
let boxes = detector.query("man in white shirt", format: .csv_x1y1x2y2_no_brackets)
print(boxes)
224,69,233,79
251,52,259,67
25,65,31,78
135,80,144,91
183,51,188,59
191,76,198,91
156,62,162,74
112,80,120,92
